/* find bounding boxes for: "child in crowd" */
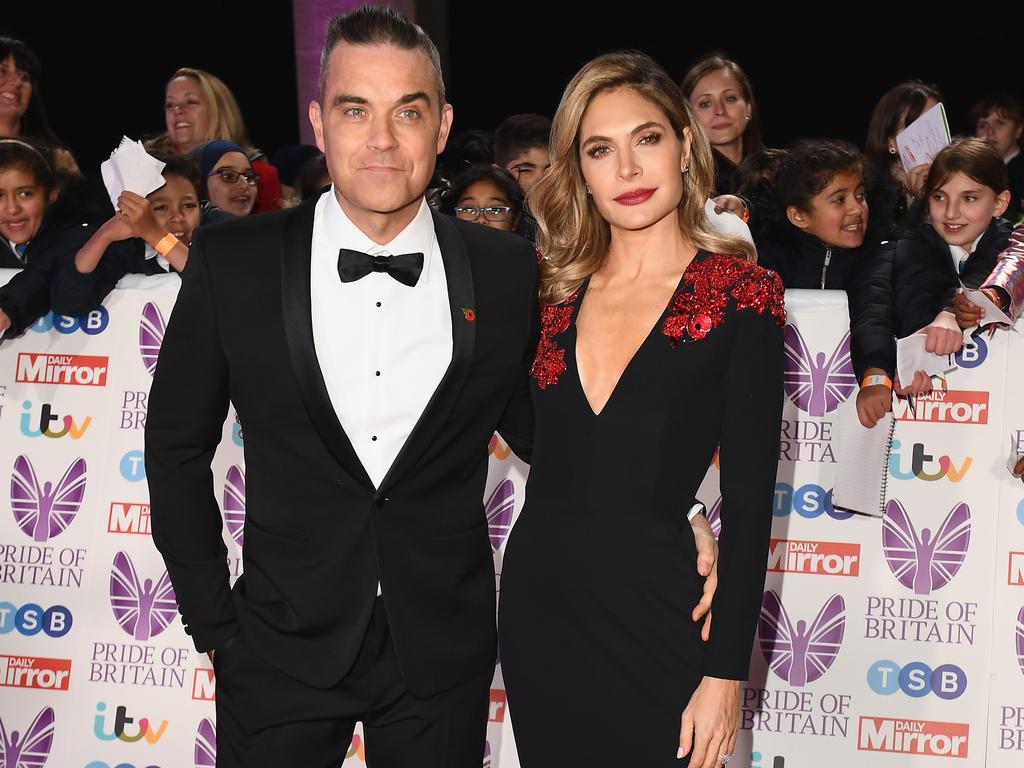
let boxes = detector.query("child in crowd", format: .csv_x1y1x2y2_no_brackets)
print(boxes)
971,93,1024,220
494,113,552,194
0,138,87,338
857,138,1013,426
50,152,199,316
441,164,525,235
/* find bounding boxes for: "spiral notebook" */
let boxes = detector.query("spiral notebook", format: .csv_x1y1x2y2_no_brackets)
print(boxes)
832,402,897,518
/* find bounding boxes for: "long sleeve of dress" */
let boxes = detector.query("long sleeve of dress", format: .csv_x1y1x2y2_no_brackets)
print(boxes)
704,288,785,680
984,221,1024,320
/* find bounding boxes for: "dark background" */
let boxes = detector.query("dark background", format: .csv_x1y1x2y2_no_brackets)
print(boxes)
5,2,1021,174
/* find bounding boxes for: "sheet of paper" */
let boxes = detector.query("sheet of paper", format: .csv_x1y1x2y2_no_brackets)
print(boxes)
99,136,167,210
960,282,1014,328
896,332,956,387
896,102,951,173
1008,434,1024,476
832,401,892,517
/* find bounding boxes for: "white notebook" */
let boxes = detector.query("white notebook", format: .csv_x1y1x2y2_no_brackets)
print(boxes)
832,401,896,517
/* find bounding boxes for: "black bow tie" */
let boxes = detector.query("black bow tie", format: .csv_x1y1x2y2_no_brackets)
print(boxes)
337,248,424,287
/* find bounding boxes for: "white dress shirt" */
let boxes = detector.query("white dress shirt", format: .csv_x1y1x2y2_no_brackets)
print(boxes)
948,233,984,275
310,187,452,491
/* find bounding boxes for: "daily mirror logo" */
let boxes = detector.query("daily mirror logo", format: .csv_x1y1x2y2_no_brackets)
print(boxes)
758,590,845,686
767,539,860,576
892,390,989,424
15,353,108,387
782,326,856,416
882,500,970,594
858,717,968,758
0,655,71,691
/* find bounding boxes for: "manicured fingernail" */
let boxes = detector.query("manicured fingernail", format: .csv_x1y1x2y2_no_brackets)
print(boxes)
677,747,685,759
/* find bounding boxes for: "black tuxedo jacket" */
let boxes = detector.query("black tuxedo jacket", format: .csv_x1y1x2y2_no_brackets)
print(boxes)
145,190,537,696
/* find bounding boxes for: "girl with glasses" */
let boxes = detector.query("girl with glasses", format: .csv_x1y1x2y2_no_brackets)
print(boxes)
440,164,524,234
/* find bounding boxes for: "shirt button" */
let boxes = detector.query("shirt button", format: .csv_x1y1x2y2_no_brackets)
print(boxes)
375,371,381,377
371,435,378,442
375,301,382,308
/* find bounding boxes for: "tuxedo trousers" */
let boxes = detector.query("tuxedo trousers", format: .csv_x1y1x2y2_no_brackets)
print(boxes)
214,597,491,768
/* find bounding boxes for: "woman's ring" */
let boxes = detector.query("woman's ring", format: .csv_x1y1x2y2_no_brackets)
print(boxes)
719,755,733,765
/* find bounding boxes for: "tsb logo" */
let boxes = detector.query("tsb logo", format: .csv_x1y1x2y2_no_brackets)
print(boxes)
773,482,852,520
955,335,987,369
0,601,72,637
30,307,109,335
120,451,147,482
867,660,967,699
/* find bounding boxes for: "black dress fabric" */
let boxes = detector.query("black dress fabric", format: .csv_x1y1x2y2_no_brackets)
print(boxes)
498,251,785,767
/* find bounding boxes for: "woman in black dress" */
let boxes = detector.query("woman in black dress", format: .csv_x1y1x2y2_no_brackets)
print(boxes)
498,52,784,767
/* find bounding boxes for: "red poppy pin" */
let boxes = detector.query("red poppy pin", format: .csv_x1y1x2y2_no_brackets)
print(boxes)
462,307,476,322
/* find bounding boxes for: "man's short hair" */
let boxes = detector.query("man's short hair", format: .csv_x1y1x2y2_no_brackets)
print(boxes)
494,114,552,167
318,4,446,106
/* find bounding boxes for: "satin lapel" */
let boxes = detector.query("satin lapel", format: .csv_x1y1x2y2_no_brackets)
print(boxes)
378,210,476,494
280,192,374,490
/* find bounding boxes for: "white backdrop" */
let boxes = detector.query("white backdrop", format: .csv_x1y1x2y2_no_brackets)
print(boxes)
0,272,1021,768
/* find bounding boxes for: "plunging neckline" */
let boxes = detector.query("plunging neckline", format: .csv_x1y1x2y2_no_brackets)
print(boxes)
572,252,701,417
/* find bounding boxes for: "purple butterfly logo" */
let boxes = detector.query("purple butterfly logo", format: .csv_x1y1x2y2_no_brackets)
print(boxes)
483,740,491,768
486,478,515,552
0,707,54,768
882,500,970,595
139,302,166,377
759,590,845,687
706,497,722,539
194,717,216,768
110,551,178,641
782,325,856,416
1016,606,1024,677
223,466,245,546
10,456,86,542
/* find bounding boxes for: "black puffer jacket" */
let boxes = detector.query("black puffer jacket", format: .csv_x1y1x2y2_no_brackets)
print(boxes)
893,217,1014,337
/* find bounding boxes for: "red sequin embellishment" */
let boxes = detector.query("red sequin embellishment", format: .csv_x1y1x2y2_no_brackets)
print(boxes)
661,254,786,345
531,290,578,389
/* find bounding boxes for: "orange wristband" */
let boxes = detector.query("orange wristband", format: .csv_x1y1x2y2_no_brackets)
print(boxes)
155,234,179,257
861,374,892,389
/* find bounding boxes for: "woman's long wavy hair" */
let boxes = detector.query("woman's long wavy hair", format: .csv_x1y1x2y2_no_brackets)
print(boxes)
530,51,754,306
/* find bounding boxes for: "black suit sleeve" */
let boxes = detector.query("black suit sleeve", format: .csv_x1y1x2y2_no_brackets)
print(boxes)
497,280,538,464
848,242,897,379
704,291,784,680
145,229,237,652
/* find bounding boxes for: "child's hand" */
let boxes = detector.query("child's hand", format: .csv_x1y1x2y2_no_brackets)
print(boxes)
923,311,963,355
894,370,932,396
0,308,10,332
906,162,931,198
711,194,749,221
97,211,135,242
117,191,163,242
856,385,891,428
952,289,984,328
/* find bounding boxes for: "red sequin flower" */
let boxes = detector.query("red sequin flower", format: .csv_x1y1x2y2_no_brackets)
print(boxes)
530,290,578,389
661,254,786,345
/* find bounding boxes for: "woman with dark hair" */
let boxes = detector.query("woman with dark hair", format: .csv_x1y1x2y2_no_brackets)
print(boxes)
681,54,763,196
190,140,258,217
0,37,79,177
499,50,783,767
440,164,524,234
864,80,942,207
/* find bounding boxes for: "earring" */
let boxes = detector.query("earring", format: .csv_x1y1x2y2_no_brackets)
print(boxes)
682,164,689,174
888,146,898,156
745,114,751,121
586,185,592,194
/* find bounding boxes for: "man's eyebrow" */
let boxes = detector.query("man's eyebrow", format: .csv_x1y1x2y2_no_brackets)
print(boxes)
397,91,431,108
332,94,369,107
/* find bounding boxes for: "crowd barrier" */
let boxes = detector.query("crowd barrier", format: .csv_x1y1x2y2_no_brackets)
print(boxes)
0,270,1021,768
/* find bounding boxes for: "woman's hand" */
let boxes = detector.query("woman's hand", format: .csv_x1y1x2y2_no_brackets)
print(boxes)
689,512,718,641
923,311,963,356
0,308,10,333
678,676,740,766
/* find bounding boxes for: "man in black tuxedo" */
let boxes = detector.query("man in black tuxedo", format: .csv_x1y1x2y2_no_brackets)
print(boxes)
146,5,718,767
